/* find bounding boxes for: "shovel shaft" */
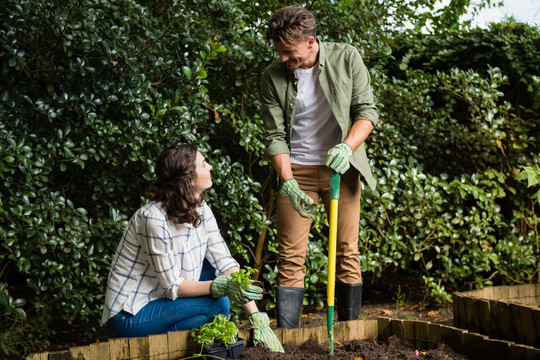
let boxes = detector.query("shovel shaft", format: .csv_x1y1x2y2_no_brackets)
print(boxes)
327,198,338,306
328,305,334,354
330,171,341,199
327,171,340,306
327,171,341,355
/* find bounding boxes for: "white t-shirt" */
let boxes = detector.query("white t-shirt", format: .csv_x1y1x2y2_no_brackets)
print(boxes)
290,63,341,165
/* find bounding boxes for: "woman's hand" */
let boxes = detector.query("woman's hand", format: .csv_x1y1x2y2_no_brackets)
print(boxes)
249,312,284,352
211,275,263,304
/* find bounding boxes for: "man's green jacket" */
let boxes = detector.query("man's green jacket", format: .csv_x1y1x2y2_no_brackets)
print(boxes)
260,40,379,190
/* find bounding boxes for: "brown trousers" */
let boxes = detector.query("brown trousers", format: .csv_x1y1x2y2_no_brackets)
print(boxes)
276,164,363,288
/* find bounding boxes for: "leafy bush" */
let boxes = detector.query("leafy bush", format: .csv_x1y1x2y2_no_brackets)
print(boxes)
0,0,538,357
359,22,539,301
517,164,540,202
1,0,268,355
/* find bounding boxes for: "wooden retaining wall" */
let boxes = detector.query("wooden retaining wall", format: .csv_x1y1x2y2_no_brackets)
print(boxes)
453,283,540,348
29,317,540,360
28,284,540,360
28,320,379,360
379,318,540,360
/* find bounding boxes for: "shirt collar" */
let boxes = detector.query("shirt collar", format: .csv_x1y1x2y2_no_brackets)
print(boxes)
317,38,325,68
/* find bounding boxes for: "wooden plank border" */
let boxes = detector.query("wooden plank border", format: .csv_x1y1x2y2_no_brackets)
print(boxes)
383,318,540,360
27,315,540,359
28,320,378,359
454,284,540,348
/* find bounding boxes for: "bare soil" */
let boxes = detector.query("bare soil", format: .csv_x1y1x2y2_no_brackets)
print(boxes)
235,270,466,360
241,336,470,360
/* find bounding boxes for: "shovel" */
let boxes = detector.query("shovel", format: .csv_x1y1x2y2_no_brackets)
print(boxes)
327,170,340,355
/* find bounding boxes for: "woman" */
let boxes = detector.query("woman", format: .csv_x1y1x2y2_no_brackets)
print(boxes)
101,144,283,352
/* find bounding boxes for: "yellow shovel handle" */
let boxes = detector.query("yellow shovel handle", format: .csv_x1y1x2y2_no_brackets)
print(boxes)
327,171,340,306
327,198,338,307
327,171,340,355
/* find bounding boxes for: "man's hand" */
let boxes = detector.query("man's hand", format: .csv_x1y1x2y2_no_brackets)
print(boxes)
249,312,284,352
211,276,263,305
279,179,317,218
326,143,352,174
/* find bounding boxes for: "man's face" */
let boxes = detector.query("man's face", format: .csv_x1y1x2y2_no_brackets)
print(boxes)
274,36,316,70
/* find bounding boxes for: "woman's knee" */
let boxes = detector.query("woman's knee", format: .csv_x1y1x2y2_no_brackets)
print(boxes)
213,296,231,316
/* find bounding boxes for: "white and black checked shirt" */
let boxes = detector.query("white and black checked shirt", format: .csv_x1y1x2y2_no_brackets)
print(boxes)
101,201,239,324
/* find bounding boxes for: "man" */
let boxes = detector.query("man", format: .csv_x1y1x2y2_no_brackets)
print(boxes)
260,5,379,328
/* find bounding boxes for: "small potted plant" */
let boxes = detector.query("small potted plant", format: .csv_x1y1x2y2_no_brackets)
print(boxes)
191,268,258,359
192,314,245,359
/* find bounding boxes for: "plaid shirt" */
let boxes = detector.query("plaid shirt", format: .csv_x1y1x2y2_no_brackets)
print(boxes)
101,201,239,324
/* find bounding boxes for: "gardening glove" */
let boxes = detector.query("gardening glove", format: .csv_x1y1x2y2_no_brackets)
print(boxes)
211,275,263,305
325,143,353,174
279,178,317,219
249,312,284,353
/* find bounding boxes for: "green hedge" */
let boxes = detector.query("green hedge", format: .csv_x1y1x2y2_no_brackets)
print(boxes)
0,0,538,357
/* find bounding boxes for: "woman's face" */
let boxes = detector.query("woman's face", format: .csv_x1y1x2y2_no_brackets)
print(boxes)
192,151,213,195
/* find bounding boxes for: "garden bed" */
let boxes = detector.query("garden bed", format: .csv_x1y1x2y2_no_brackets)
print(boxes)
29,317,540,360
453,283,540,348
28,283,540,359
240,335,468,360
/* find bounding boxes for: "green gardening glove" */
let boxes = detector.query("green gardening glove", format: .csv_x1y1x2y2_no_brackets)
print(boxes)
279,179,317,219
211,275,263,305
249,312,284,353
325,143,353,174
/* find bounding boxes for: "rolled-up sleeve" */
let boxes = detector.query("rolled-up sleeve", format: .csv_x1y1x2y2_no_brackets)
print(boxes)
349,49,379,126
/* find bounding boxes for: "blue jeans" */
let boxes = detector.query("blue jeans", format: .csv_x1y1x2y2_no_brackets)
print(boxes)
107,260,230,338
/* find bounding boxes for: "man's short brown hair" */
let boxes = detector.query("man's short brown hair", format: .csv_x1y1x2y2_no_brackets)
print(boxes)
266,5,317,45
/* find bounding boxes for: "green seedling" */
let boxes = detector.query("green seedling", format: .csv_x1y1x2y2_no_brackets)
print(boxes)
392,285,406,309
230,266,258,290
191,314,238,348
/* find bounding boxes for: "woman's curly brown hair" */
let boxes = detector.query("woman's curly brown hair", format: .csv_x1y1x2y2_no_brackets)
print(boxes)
146,144,203,227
